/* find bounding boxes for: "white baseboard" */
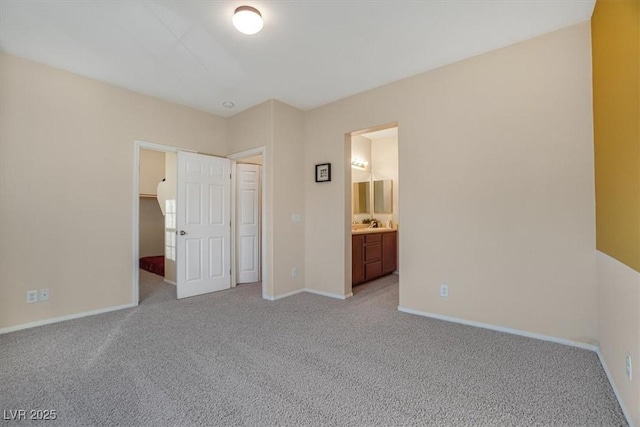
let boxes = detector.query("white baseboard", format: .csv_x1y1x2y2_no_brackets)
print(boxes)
264,288,353,301
264,288,306,301
0,303,137,335
597,348,635,427
397,306,597,352
164,279,177,286
304,289,353,300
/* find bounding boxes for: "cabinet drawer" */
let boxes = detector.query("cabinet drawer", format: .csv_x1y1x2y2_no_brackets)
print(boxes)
365,261,382,280
364,244,381,262
364,233,382,244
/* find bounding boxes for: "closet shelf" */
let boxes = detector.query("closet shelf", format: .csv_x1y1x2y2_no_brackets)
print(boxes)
139,193,157,198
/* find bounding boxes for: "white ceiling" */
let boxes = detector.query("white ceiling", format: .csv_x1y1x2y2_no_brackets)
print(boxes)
0,1,595,118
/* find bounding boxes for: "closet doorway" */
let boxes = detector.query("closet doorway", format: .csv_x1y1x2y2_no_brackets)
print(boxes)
136,144,177,302
228,147,266,296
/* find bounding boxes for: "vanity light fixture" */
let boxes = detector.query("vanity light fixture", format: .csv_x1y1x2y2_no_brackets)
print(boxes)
351,158,368,169
233,6,263,35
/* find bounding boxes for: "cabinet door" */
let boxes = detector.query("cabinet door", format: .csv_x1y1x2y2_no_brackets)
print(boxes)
364,243,381,263
365,261,383,281
382,232,397,274
352,235,365,285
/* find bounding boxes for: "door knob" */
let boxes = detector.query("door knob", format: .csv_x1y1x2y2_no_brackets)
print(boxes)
178,230,187,236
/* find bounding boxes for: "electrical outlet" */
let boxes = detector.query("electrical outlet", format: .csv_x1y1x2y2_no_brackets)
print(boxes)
626,354,632,380
39,289,49,301
291,267,297,277
26,290,38,304
440,284,449,298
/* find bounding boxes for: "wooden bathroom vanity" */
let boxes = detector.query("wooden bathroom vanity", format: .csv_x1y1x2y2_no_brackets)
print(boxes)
352,229,397,285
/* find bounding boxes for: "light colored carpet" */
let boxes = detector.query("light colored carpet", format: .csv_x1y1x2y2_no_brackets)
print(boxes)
138,268,168,302
0,273,627,426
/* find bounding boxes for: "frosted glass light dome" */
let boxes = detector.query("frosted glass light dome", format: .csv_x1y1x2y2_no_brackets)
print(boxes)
233,6,263,35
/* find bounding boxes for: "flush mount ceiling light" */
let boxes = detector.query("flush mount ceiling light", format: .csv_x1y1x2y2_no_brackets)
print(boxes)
222,101,235,108
232,6,263,35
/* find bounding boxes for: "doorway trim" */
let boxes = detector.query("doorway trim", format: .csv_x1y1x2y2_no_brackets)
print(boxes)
132,140,186,305
227,146,268,300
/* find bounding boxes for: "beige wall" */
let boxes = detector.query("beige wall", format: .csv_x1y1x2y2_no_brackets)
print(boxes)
272,101,306,296
305,22,597,343
597,251,639,426
351,135,372,174
139,149,165,196
0,52,226,329
227,100,305,298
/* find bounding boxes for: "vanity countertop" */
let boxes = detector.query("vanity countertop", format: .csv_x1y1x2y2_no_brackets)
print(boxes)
351,227,396,235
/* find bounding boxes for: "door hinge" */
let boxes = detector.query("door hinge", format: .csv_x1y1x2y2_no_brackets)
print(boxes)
229,173,232,179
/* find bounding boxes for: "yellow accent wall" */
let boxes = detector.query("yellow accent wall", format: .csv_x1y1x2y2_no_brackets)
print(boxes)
592,0,640,272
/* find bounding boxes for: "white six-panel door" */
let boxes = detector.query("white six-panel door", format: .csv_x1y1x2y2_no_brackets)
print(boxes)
236,164,260,284
176,151,231,299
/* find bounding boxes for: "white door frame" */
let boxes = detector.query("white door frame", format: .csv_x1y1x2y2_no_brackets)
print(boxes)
227,146,268,300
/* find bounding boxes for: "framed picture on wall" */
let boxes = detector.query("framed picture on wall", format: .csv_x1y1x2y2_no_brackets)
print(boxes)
315,163,331,183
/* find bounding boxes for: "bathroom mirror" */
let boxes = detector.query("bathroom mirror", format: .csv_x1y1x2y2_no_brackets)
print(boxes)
374,180,393,214
352,182,371,214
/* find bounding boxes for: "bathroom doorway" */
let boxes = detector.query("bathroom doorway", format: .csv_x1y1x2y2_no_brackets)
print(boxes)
347,123,399,296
